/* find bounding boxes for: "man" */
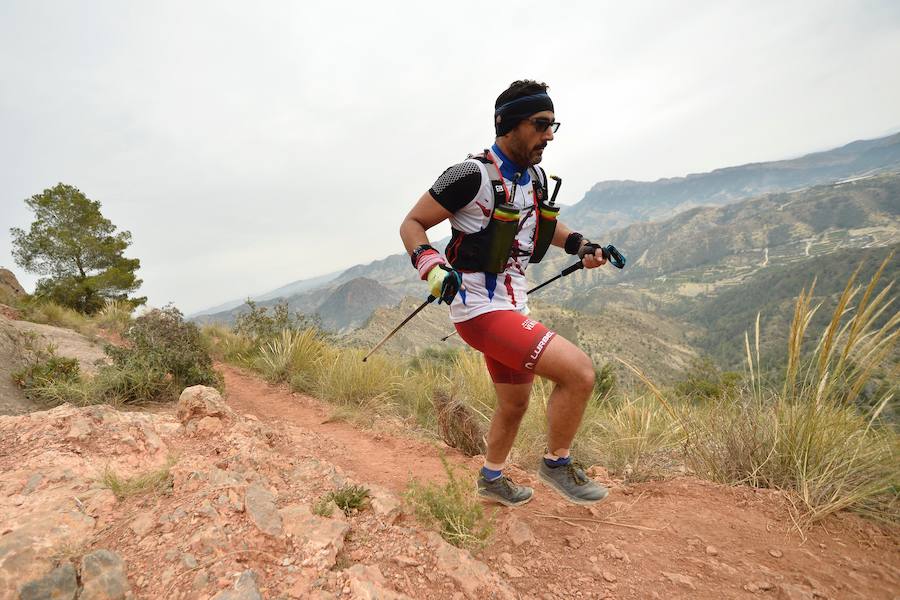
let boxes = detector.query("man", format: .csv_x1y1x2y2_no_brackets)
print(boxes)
399,80,609,506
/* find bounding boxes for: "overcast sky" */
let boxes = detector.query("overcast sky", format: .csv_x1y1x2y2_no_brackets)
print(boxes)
2,1,899,314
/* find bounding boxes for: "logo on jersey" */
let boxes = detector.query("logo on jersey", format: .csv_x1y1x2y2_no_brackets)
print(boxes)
521,319,537,331
474,201,491,217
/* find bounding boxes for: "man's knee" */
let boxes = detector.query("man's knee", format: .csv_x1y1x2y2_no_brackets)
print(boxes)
536,336,595,393
567,352,595,395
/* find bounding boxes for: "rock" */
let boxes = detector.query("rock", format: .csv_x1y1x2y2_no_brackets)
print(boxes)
182,553,199,569
604,543,626,560
745,581,776,593
211,570,263,600
196,416,224,436
367,485,402,524
506,516,535,547
129,513,156,538
245,484,283,536
0,268,26,296
564,535,581,549
347,564,411,600
65,416,93,441
392,556,420,567
769,549,784,558
705,545,718,556
80,550,131,600
193,570,210,590
601,571,617,583
498,552,512,565
280,504,349,568
502,564,524,578
662,572,696,590
0,510,95,599
176,386,229,424
18,563,77,600
779,583,816,600
21,472,44,495
427,533,515,600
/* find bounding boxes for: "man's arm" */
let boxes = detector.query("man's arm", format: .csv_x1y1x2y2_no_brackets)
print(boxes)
399,192,453,254
551,220,607,269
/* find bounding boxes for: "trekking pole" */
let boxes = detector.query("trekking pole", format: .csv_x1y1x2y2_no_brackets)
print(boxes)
439,244,626,342
363,295,435,361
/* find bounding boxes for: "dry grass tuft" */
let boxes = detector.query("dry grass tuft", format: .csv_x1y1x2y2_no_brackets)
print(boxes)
433,389,486,457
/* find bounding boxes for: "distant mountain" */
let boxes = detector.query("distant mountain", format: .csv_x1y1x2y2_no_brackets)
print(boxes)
529,171,900,303
563,132,900,233
315,277,401,332
189,269,341,318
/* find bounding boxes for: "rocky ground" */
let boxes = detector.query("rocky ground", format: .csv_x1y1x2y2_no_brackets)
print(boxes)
1,361,898,599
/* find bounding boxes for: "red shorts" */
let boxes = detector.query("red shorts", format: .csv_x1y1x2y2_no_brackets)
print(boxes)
454,311,556,384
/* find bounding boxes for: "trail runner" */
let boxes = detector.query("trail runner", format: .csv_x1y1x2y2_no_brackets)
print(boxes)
399,80,610,507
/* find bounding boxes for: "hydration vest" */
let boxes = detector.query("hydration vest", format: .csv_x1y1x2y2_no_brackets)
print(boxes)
445,149,557,273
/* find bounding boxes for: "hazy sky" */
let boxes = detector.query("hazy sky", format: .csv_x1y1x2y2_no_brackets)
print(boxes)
2,1,899,314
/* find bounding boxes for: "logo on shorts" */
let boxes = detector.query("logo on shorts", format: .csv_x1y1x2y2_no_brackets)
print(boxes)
524,331,554,370
521,319,537,331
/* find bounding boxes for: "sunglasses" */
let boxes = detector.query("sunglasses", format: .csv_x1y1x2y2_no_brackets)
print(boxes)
528,118,560,133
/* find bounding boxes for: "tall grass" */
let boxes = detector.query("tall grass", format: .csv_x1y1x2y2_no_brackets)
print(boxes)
635,257,899,524
93,300,133,333
255,327,326,386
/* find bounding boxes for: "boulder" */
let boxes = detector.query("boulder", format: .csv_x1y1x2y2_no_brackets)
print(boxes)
176,386,229,424
0,268,26,297
426,532,515,600
245,484,283,536
79,550,131,600
280,504,350,568
211,570,263,600
347,564,412,600
18,563,77,600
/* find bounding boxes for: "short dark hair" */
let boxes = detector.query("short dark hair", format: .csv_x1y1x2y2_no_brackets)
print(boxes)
495,80,550,109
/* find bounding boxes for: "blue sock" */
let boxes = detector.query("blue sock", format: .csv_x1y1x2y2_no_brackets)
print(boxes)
543,455,572,468
480,466,503,481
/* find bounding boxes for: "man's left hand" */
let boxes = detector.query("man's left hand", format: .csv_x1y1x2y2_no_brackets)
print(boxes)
578,242,607,269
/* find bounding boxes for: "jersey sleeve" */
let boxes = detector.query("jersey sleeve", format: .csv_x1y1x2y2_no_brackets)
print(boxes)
429,161,482,213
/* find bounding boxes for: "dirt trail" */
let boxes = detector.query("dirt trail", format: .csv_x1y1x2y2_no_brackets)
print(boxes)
219,363,900,600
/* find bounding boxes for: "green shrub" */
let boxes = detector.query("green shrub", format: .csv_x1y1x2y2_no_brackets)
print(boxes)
672,356,741,402
13,346,82,403
234,299,317,342
405,457,492,549
107,305,221,395
325,484,370,515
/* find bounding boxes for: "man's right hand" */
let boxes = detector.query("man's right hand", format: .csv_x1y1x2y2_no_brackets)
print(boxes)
427,264,463,304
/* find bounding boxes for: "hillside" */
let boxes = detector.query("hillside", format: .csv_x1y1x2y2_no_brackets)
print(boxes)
563,132,900,233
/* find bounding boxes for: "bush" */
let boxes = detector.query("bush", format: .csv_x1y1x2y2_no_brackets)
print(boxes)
405,457,493,549
234,299,317,342
107,305,221,396
13,346,81,403
325,484,370,515
672,356,741,402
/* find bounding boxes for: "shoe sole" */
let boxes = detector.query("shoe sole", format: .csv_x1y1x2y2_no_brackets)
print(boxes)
476,484,534,508
537,470,609,506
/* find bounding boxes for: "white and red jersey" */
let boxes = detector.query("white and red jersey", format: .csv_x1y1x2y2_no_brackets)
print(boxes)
429,145,546,323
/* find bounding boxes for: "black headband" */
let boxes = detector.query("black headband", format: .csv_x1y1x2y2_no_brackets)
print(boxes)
494,93,554,136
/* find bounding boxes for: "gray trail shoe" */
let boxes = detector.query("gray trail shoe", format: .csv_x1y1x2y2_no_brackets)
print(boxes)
477,474,534,507
538,460,609,505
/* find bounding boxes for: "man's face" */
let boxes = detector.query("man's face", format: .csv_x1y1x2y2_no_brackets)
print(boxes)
509,109,556,165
